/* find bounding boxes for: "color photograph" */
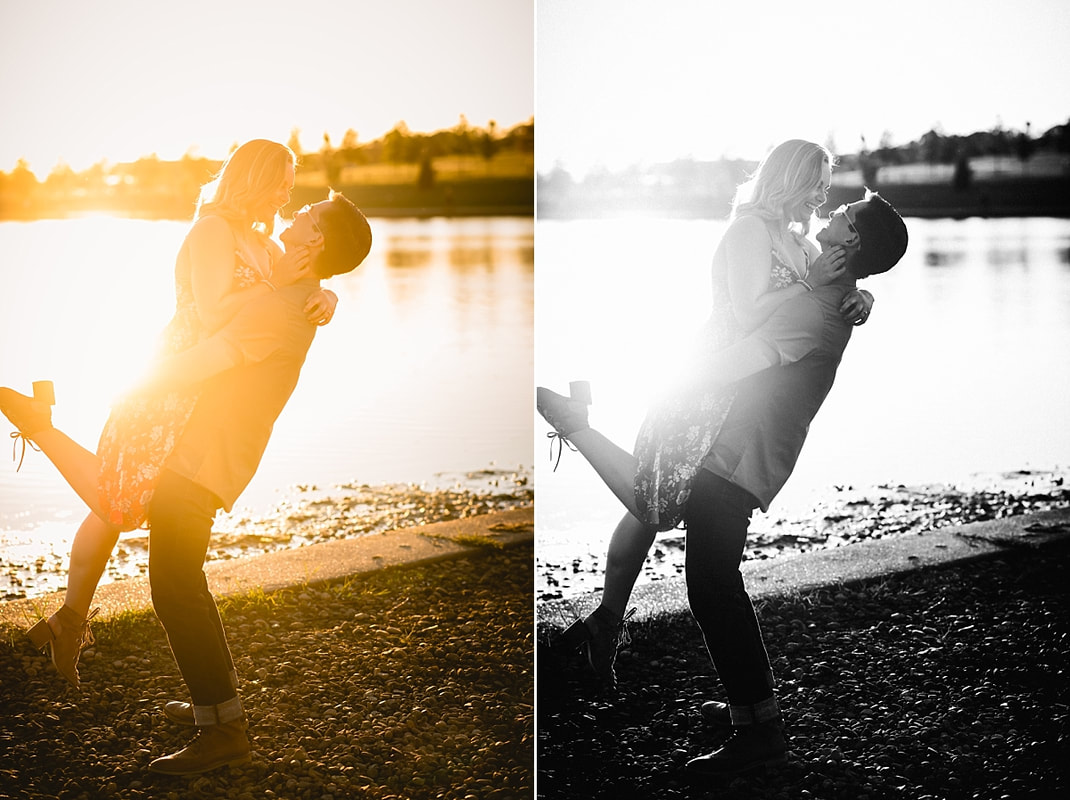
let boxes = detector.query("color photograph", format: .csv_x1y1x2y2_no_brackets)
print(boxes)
0,1,533,796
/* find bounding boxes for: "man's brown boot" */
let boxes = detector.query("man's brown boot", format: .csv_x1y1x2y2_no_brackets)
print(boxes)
148,717,250,775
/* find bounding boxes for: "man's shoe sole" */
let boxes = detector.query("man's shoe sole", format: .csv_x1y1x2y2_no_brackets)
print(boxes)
685,752,789,777
148,753,251,775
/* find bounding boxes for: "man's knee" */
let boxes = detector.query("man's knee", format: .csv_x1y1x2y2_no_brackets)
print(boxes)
149,570,178,623
686,569,746,617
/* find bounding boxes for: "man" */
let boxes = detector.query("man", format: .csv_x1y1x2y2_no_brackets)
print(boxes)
142,191,372,775
537,190,908,776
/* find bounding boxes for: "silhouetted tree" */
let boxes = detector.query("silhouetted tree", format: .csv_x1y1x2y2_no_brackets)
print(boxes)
481,120,498,168
322,132,340,186
383,121,411,165
454,114,474,156
44,161,77,195
287,128,303,158
952,151,973,191
12,160,37,184
858,136,880,187
417,150,435,190
824,131,838,158
1016,122,1035,166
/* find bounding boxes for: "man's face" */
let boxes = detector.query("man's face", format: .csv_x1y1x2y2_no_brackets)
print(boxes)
280,200,328,253
816,199,866,252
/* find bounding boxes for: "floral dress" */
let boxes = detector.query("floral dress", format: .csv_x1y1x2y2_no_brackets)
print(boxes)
95,240,264,531
632,242,805,531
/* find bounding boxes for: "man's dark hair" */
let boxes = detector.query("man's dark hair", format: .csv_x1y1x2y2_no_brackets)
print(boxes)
850,190,908,278
313,191,373,278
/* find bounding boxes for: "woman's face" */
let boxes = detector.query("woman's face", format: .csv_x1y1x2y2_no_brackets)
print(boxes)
256,161,296,222
789,158,832,223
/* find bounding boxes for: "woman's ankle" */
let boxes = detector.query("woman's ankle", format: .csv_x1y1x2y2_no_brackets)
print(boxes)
587,603,623,626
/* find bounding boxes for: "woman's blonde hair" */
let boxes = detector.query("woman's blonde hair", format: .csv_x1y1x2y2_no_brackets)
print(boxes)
196,139,295,235
732,139,833,234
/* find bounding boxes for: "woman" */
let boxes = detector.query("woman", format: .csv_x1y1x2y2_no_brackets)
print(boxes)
3,139,338,689
538,139,872,684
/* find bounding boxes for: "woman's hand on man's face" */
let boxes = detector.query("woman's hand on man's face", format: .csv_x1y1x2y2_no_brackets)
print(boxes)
272,245,313,287
807,245,847,287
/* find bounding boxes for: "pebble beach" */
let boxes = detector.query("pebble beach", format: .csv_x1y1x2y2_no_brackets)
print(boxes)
0,540,533,799
537,535,1068,798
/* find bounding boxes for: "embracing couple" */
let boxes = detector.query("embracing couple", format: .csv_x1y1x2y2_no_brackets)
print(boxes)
538,139,908,776
1,139,372,774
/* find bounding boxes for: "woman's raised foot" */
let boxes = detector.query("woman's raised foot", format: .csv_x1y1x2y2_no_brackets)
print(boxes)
0,386,53,437
26,605,98,690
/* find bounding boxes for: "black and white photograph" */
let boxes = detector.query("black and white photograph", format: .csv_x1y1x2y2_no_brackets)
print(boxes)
535,0,1069,797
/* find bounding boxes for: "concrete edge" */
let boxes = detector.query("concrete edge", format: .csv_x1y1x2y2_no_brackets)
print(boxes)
0,507,533,628
538,508,1070,624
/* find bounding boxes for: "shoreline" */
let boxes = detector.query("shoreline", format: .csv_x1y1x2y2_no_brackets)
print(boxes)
1,466,532,603
536,467,1069,606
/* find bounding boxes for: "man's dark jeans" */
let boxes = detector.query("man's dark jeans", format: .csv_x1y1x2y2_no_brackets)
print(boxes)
148,470,237,709
684,469,778,721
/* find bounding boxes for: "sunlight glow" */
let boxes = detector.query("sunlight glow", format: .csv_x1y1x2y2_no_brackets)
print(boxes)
0,0,534,172
537,0,1070,174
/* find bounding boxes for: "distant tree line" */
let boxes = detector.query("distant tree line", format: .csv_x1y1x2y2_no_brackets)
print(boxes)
0,117,534,220
293,116,533,186
539,119,1070,219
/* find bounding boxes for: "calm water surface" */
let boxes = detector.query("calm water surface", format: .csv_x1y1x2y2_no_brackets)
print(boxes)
0,216,533,583
536,216,1070,568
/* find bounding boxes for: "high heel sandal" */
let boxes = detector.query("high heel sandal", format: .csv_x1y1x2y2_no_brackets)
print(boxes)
0,381,55,471
27,605,99,690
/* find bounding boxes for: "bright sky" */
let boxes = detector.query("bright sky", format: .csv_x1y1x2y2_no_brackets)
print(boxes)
537,0,1070,175
0,0,534,173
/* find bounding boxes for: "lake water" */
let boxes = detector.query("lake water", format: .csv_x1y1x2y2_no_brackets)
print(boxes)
535,216,1070,579
0,216,533,592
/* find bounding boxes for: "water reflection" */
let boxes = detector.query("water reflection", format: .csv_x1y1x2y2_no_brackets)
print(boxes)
535,216,1070,567
0,216,534,575
987,247,1028,268
924,250,965,267
385,247,433,268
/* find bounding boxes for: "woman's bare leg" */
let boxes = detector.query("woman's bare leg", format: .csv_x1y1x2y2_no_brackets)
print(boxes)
565,428,643,519
26,428,107,520
63,512,120,619
600,513,657,618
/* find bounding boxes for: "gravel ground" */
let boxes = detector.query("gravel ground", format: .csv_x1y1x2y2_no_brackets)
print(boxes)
537,539,1069,799
0,542,533,800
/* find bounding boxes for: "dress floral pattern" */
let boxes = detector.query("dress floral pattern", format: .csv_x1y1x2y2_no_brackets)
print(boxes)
633,245,803,531
95,245,262,531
